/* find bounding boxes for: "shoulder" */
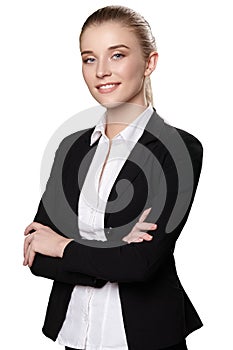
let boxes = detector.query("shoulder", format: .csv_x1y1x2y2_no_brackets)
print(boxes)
151,110,203,160
56,126,94,153
161,119,203,163
159,121,204,192
51,126,95,165
175,126,203,150
176,127,203,160
61,126,94,146
156,118,204,185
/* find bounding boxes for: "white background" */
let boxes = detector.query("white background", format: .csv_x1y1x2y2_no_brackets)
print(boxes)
1,0,232,349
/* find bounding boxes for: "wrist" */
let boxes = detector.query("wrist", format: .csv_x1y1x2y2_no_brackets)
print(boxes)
58,238,74,258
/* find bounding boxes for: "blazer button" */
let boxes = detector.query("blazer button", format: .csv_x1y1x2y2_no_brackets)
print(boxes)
106,227,112,235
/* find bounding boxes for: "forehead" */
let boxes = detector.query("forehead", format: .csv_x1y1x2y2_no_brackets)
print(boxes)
80,21,139,50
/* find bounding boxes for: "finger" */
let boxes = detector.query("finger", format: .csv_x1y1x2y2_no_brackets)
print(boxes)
127,238,143,244
24,243,35,267
23,243,30,266
23,237,28,259
24,222,42,236
23,255,28,266
138,207,152,223
122,236,142,244
135,222,157,231
28,249,36,268
130,233,153,242
24,222,35,235
140,233,153,240
133,238,143,243
23,234,34,258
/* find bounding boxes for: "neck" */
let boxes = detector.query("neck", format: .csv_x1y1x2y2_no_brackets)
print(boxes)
104,102,149,140
106,102,148,125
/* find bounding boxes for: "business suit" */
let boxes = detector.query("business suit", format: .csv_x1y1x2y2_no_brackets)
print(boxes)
30,108,203,349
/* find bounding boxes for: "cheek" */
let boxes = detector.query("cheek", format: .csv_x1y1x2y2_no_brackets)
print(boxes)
117,60,145,82
82,68,88,85
82,67,94,87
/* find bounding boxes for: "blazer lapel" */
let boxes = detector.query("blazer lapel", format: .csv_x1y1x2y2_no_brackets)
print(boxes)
104,108,164,226
62,108,164,239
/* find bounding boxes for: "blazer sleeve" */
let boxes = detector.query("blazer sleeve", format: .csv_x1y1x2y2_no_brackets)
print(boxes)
29,139,107,288
31,130,203,284
30,202,107,287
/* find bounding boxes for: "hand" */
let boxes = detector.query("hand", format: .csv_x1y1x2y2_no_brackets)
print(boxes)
23,222,74,267
122,207,157,244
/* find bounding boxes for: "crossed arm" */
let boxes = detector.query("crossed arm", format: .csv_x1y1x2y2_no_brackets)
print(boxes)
23,132,203,285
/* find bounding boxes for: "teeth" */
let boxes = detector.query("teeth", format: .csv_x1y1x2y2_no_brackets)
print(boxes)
99,84,116,89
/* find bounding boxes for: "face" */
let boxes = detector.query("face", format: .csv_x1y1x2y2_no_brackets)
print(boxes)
80,22,156,108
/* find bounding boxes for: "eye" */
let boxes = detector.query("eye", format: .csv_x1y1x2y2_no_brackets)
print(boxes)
83,57,95,64
112,53,125,60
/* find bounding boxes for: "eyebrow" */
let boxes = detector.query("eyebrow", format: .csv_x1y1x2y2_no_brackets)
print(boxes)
81,44,130,56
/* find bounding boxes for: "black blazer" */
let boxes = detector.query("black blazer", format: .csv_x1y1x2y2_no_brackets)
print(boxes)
30,108,203,349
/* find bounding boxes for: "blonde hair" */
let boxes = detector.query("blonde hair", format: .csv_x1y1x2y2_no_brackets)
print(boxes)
79,5,157,106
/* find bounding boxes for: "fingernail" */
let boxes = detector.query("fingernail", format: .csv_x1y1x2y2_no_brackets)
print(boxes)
150,224,157,229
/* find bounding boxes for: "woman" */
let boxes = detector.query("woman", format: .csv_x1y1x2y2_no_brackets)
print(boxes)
23,5,203,350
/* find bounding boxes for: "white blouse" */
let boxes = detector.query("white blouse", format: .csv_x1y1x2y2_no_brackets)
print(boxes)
57,105,154,349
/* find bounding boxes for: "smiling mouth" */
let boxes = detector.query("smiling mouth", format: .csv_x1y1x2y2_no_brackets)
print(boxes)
96,83,121,94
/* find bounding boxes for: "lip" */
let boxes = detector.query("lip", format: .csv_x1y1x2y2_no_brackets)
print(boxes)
95,82,121,94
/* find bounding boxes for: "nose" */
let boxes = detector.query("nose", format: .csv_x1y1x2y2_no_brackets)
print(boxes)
96,58,112,78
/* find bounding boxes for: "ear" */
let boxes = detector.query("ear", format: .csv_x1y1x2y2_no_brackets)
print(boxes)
144,52,159,77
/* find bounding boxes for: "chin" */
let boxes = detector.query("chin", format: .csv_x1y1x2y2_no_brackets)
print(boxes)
100,101,126,109
93,96,126,109
91,90,142,109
